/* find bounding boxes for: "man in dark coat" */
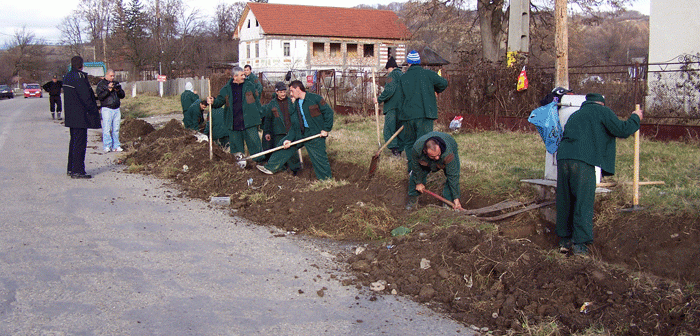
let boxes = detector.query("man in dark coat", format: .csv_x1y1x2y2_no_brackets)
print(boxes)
375,56,403,156
183,99,207,131
42,75,63,120
406,132,463,211
208,66,263,159
556,93,643,255
398,50,448,171
63,56,101,179
257,80,334,180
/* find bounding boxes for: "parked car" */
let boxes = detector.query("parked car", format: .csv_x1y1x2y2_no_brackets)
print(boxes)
0,85,14,99
24,83,42,98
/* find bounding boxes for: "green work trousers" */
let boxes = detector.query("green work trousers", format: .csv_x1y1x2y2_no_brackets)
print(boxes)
383,110,400,151
400,118,434,171
265,135,331,180
556,159,596,245
229,126,263,162
269,134,301,171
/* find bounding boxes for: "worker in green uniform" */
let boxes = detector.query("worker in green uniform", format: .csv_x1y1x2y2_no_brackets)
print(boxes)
556,93,643,255
261,82,300,173
207,66,263,160
205,107,230,148
374,56,403,156
180,82,199,113
183,99,208,131
398,50,449,171
406,131,463,211
257,80,334,180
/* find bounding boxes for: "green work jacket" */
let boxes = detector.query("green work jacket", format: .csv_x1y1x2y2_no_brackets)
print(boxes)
399,65,448,121
247,73,264,98
183,99,203,131
377,68,403,114
180,90,199,113
212,79,261,130
204,107,229,140
283,92,334,142
410,131,461,199
557,101,640,175
262,97,294,136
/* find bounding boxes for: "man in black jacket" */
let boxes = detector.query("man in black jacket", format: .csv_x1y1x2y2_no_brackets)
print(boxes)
42,75,63,120
63,56,101,179
96,70,126,152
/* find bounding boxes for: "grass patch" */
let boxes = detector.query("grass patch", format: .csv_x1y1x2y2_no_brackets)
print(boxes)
300,178,349,192
121,93,181,118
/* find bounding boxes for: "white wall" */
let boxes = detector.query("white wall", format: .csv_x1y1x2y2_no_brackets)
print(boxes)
647,0,700,113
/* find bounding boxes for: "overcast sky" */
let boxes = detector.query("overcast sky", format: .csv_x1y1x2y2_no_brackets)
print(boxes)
1,0,651,47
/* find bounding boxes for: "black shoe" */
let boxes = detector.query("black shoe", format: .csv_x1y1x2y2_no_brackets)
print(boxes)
67,171,73,176
391,148,401,156
70,173,92,179
291,170,299,176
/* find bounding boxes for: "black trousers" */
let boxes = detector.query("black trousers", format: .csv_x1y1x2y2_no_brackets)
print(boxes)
49,95,62,112
67,128,87,175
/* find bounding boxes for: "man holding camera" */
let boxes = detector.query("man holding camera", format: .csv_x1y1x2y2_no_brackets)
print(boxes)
96,69,126,152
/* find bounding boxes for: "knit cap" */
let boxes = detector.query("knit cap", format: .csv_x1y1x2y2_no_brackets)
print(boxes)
406,50,421,64
185,82,193,91
274,82,287,91
585,93,605,104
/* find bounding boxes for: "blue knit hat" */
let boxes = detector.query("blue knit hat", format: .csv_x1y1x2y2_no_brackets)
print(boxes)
406,50,421,64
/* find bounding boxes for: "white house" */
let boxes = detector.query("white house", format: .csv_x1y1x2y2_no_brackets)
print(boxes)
647,0,700,114
234,3,410,73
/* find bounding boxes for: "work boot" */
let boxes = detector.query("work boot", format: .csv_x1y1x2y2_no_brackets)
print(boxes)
391,148,401,157
405,195,418,210
57,112,62,120
572,244,589,256
51,112,55,120
558,238,573,254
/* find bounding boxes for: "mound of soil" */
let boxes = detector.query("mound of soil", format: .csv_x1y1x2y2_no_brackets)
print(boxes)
120,119,700,335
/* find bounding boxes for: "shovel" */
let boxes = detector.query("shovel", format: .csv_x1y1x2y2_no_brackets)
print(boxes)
422,189,456,208
236,133,323,168
368,125,404,176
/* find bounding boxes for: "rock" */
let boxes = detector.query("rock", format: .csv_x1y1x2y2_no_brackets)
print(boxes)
355,246,366,255
317,289,325,297
438,269,449,279
591,270,606,282
418,286,436,302
391,289,398,295
370,280,386,292
351,260,371,272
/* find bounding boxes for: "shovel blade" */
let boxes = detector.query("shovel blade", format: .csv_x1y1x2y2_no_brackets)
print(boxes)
368,154,381,176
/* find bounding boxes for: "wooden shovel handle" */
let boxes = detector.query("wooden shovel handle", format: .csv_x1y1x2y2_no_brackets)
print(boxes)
245,133,322,160
374,125,404,156
422,189,456,208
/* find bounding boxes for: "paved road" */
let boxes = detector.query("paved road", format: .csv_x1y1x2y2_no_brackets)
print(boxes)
0,97,473,335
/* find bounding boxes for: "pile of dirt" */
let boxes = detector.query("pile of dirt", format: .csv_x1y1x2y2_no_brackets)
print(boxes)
119,119,700,335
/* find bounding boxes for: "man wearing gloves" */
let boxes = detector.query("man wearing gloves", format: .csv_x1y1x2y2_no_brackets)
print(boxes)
257,80,334,180
406,131,463,211
556,93,643,256
96,70,126,152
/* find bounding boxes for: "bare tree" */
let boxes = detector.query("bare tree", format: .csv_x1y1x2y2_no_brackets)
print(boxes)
77,0,114,63
59,12,86,57
2,27,46,83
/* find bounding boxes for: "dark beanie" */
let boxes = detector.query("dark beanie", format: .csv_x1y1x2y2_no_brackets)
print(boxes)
385,56,399,69
586,93,605,104
274,82,287,91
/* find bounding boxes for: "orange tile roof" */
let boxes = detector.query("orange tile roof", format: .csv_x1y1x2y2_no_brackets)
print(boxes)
243,3,410,40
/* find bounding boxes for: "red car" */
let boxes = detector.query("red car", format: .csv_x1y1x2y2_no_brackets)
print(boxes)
24,83,42,98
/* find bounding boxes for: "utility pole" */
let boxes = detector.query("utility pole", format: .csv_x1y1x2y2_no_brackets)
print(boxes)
555,0,569,89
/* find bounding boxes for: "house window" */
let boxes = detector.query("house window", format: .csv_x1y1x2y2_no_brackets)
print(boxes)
283,42,290,57
364,44,374,57
256,20,259,27
387,47,395,58
247,44,250,59
347,43,358,57
247,20,250,28
312,42,324,57
256,42,259,58
330,43,341,58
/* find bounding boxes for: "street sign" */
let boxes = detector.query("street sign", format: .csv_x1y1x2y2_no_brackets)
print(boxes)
157,75,167,82
306,75,313,86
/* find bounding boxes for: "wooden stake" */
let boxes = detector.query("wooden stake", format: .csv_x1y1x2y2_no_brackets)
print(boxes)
632,104,640,206
208,79,213,161
372,69,380,147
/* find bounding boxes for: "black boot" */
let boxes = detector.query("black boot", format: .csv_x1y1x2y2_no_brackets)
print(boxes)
57,112,62,120
51,112,55,120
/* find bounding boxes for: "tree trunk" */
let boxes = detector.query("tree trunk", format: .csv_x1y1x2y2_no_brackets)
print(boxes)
478,0,506,63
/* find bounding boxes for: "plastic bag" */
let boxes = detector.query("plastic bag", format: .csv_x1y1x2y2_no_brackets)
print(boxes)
449,116,463,130
528,100,562,154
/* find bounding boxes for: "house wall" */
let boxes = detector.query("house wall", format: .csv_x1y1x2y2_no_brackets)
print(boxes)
647,0,700,113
